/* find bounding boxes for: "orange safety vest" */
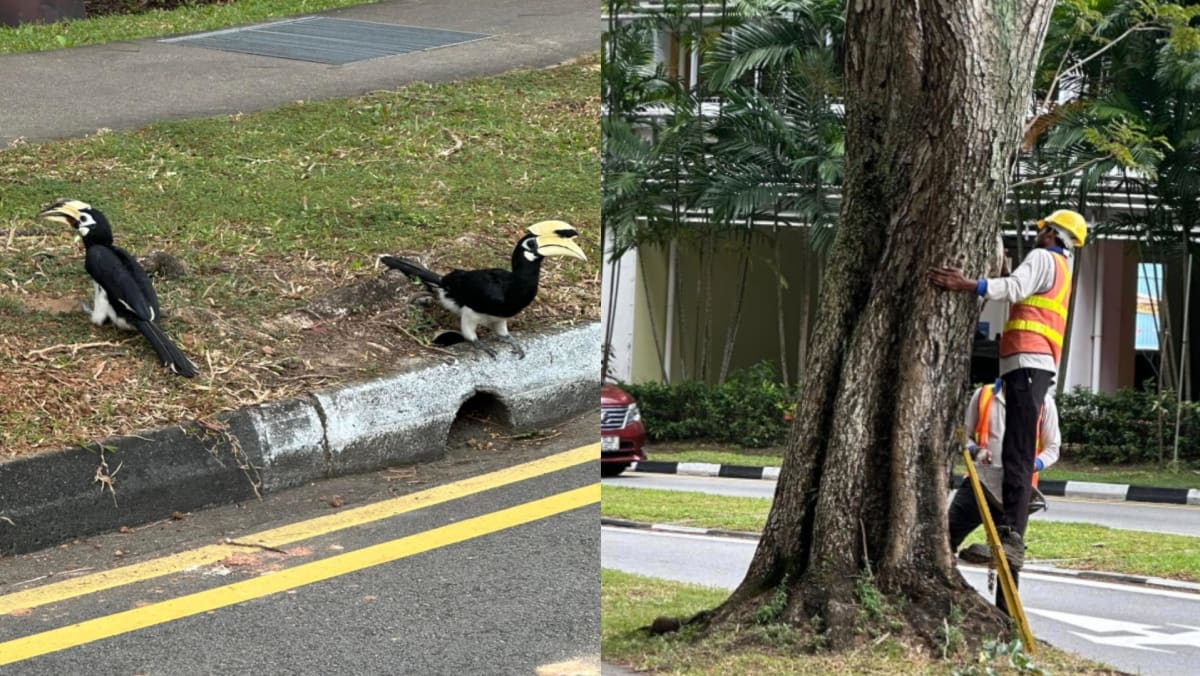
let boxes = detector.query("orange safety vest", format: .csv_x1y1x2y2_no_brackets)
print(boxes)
999,251,1071,365
974,382,1043,488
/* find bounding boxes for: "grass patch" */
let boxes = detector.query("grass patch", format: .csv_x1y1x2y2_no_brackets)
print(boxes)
647,449,783,467
650,444,1200,488
0,58,598,458
0,0,390,54
951,460,1200,489
602,485,768,533
601,569,1118,675
602,487,1200,580
963,520,1200,582
1041,460,1200,490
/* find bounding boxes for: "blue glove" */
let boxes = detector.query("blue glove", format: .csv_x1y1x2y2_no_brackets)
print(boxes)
1035,458,1044,472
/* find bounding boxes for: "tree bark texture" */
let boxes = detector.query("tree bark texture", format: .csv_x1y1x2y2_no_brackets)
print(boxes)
708,0,1056,648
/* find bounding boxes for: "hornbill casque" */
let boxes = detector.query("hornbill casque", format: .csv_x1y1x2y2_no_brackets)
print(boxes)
38,199,198,378
380,220,586,358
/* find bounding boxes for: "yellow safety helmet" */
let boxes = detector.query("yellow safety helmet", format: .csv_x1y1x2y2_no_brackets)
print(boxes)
1037,209,1087,248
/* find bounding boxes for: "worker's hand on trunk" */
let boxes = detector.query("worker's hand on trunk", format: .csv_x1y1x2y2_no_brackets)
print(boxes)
929,267,977,292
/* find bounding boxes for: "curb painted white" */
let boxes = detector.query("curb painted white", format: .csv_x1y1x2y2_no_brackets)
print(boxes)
628,464,1200,506
651,523,709,535
245,397,328,491
313,323,599,473
1064,481,1130,501
676,462,721,477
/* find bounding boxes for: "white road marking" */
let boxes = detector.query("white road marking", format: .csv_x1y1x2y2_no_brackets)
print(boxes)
1026,607,1200,653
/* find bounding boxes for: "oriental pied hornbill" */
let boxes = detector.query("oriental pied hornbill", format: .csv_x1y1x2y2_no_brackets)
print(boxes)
38,199,198,378
380,220,586,358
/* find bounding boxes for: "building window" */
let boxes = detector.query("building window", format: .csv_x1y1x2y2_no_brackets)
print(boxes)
1135,262,1162,351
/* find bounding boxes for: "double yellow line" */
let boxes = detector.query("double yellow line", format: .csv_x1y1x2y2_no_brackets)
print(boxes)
0,444,598,667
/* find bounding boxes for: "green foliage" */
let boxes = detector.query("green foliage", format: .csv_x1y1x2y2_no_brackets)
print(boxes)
854,576,886,622
753,575,789,625
954,639,1046,676
1021,0,1200,246
937,604,965,659
1058,384,1200,464
601,0,844,259
623,362,793,448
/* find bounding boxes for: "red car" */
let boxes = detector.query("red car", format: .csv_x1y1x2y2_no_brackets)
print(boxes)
600,383,646,477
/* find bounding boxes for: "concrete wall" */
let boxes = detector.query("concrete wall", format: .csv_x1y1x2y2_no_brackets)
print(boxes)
601,231,639,382
1065,241,1138,393
630,243,669,384
616,230,822,385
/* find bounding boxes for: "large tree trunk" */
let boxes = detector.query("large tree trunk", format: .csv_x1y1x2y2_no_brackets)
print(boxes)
700,0,1056,650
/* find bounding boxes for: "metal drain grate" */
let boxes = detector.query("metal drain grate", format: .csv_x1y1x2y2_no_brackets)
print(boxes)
162,17,491,65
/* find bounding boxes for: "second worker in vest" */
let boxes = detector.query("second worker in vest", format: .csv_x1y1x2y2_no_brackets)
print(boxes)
930,209,1086,571
948,378,1060,613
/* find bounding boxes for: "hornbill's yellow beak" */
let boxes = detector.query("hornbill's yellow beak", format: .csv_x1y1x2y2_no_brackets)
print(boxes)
37,199,88,228
527,220,586,261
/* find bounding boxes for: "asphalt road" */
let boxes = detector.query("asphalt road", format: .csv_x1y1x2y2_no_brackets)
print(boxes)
0,0,595,147
0,415,600,675
602,526,1200,676
606,473,1200,537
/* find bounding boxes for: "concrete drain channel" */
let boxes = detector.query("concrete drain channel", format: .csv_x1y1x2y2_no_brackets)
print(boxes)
161,16,492,65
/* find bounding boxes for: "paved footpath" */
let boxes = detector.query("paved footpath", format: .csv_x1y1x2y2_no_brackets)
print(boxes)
0,0,594,147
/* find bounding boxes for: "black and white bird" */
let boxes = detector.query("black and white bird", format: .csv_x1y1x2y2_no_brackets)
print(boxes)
380,220,586,358
38,199,198,378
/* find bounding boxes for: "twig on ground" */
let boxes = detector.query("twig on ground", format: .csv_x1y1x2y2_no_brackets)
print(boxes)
12,567,94,587
438,128,464,158
127,517,174,532
382,467,417,482
26,341,123,359
383,322,458,357
93,451,121,508
222,538,288,555
497,429,562,442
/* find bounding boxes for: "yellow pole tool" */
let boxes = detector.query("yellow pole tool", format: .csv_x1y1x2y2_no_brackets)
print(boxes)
961,448,1036,654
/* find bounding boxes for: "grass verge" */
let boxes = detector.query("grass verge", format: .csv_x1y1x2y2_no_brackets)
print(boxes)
0,57,598,458
602,486,768,533
644,449,783,467
1040,461,1200,490
602,486,1200,581
0,0,387,54
649,443,1200,489
601,569,1119,675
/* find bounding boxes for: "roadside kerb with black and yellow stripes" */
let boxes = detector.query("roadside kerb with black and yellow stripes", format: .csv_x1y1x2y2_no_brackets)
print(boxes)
630,460,1200,506
0,323,599,556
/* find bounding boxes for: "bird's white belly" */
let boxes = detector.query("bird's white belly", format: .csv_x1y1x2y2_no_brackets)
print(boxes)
434,288,462,315
92,284,132,330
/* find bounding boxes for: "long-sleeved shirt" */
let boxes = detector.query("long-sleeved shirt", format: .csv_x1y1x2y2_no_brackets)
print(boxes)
964,384,1061,472
976,247,1069,376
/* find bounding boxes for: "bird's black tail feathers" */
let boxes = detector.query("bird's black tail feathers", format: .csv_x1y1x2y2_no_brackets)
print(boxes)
135,320,198,378
380,255,442,288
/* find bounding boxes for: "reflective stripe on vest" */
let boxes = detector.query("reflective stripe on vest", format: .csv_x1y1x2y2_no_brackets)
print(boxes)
1000,252,1071,365
973,384,1043,488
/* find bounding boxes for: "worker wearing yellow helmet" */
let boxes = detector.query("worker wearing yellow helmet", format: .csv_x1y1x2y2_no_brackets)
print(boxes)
929,208,1086,572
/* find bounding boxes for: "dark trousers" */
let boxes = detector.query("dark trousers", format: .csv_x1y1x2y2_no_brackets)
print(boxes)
947,485,1020,612
1000,368,1053,534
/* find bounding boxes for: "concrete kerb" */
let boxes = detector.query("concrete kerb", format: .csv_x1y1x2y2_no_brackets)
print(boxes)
630,461,1200,506
0,322,600,555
